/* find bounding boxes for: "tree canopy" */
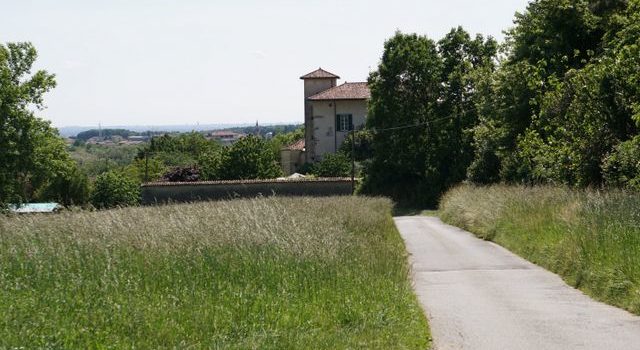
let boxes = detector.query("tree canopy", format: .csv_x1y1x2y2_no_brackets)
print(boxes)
362,0,640,206
0,42,87,206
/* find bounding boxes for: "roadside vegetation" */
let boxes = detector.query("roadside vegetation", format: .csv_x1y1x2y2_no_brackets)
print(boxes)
439,185,640,315
0,197,430,348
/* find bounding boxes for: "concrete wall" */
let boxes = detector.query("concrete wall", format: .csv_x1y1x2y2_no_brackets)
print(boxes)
280,149,305,175
311,99,367,160
141,178,353,204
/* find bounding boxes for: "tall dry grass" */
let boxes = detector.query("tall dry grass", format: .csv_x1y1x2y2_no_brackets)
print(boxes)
439,185,640,314
0,196,430,349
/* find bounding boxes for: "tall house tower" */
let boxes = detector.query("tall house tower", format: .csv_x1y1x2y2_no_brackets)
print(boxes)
300,68,339,162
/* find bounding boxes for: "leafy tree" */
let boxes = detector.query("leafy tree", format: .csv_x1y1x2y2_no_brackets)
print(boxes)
91,171,140,208
360,32,443,207
139,132,220,167
362,30,497,207
602,136,640,190
0,42,79,205
200,135,282,180
38,166,91,206
312,152,351,177
268,126,304,159
198,150,225,180
508,0,639,186
468,0,638,186
507,0,603,77
123,157,166,183
339,130,374,162
437,27,498,186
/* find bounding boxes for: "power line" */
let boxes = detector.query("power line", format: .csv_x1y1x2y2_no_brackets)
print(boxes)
366,113,462,133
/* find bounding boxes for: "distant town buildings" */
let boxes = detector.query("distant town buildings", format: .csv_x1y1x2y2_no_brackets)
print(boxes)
207,131,246,146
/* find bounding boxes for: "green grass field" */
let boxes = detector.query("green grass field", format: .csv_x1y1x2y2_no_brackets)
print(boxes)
0,197,430,349
439,185,640,314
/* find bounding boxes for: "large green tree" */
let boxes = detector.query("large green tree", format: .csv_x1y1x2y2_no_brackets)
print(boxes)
361,30,496,207
360,32,443,206
0,42,83,205
468,0,639,186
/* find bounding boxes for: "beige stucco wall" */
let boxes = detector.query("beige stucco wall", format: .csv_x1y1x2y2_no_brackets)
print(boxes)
310,99,367,160
303,79,336,162
280,149,305,175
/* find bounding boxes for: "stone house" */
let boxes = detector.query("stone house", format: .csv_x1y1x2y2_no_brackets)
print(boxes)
280,68,370,175
301,68,370,161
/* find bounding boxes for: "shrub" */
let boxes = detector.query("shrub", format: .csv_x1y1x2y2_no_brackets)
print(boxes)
603,137,640,190
313,152,351,177
162,166,200,182
39,166,91,206
90,171,140,208
222,135,282,180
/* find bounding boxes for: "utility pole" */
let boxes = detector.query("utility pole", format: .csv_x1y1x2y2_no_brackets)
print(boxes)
144,151,149,183
351,127,356,195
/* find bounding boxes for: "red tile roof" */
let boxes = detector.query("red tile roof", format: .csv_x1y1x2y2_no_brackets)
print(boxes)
308,82,370,101
283,139,305,151
300,68,340,80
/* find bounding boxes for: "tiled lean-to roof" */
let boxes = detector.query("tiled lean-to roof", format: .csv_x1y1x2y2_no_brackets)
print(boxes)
283,139,305,151
307,82,370,101
300,68,340,80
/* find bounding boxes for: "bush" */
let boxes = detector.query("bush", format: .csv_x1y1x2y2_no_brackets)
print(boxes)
603,136,640,190
339,130,374,161
39,166,91,206
162,166,200,182
90,171,140,209
199,135,282,180
313,152,351,177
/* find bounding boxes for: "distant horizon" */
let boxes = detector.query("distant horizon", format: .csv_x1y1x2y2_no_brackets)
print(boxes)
55,121,303,137
54,121,302,128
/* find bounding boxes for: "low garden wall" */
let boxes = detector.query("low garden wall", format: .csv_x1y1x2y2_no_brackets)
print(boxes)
141,178,353,204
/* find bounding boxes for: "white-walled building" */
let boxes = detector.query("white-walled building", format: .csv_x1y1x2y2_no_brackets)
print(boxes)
300,68,370,162
281,68,370,175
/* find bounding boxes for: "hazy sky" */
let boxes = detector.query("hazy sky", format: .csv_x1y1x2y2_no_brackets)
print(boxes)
2,0,530,127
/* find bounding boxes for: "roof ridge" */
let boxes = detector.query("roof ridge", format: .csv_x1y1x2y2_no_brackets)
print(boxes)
300,68,340,80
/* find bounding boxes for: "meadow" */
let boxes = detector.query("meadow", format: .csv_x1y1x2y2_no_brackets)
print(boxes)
0,197,430,349
439,185,640,314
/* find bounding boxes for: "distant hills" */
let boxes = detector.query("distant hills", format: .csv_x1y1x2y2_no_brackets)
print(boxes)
56,123,284,138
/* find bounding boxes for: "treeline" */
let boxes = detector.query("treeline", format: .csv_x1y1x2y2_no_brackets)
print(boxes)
362,0,640,207
218,124,302,137
76,129,136,141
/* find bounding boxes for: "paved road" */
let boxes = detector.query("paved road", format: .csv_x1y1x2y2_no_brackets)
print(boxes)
394,216,640,350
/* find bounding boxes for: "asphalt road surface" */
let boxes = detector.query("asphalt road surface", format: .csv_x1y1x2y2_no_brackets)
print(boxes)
394,216,640,350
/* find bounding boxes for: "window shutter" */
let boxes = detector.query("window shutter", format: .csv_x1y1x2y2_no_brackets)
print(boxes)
336,114,340,131
348,115,353,130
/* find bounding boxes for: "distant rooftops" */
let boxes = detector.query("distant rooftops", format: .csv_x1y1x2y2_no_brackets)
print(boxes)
308,82,370,101
300,68,340,80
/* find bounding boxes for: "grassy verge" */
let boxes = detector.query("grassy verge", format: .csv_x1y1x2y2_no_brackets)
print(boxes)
0,197,429,349
439,185,640,314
